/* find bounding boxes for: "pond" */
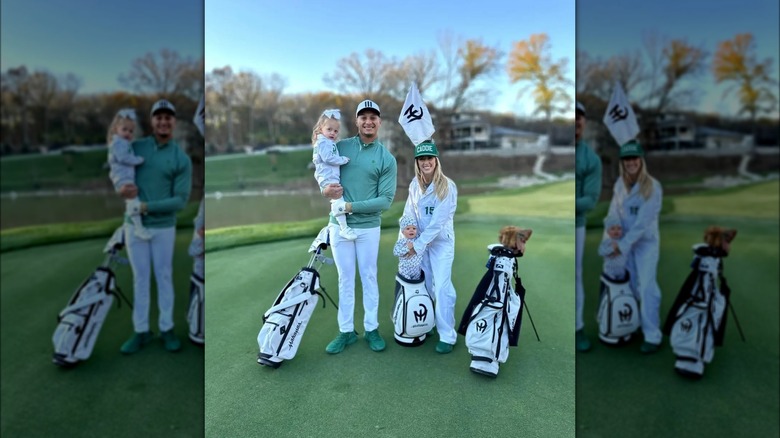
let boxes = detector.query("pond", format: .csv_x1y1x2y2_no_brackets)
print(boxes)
1,192,125,230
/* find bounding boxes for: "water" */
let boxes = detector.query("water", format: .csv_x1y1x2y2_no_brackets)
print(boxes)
1,192,125,229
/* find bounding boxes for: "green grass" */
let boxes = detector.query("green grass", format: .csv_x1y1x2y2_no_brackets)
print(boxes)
205,185,575,437
576,182,779,437
204,150,313,192
1,149,109,192
1,201,200,253
0,231,204,437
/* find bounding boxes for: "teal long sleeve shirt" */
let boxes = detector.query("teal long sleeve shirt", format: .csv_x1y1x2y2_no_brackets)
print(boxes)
129,136,192,228
575,139,602,227
330,136,397,229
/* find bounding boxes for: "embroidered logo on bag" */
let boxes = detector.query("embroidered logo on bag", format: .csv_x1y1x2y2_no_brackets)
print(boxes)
475,319,488,333
618,304,633,322
681,319,693,333
413,303,428,322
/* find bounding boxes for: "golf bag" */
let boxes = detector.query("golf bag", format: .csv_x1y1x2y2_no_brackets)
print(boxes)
257,226,337,368
187,273,205,345
596,272,640,345
662,244,744,379
392,272,435,346
457,245,539,378
52,226,132,367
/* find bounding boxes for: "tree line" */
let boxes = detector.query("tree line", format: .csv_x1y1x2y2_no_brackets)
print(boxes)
577,32,778,148
205,32,573,155
1,49,204,154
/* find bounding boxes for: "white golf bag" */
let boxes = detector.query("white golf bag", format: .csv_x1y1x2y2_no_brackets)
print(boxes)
257,226,336,368
187,273,205,345
52,226,132,367
596,272,641,345
392,272,435,346
459,245,538,378
664,245,743,379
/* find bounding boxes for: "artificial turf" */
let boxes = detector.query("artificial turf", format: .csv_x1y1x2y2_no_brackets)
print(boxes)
0,231,204,438
204,185,576,438
576,181,780,438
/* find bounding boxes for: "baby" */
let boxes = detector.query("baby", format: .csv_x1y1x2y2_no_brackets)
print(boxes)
107,108,151,240
393,215,423,280
598,215,628,281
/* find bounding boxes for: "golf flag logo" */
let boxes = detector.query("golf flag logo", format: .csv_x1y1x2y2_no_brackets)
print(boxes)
398,82,435,146
193,94,205,138
602,82,639,147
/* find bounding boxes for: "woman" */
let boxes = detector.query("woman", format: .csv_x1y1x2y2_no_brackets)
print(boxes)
402,140,458,354
606,140,663,353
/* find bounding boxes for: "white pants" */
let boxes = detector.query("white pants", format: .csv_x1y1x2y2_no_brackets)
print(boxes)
575,226,585,331
124,224,177,333
329,225,380,333
421,237,457,345
626,238,663,344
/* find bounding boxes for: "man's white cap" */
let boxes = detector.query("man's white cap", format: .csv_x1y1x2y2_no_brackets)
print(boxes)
356,99,380,117
576,101,586,116
151,99,176,117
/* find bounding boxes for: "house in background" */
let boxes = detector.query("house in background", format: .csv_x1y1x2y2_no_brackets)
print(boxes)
449,113,544,152
655,114,752,151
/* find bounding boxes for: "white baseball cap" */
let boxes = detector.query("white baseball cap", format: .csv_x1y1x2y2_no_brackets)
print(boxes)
151,99,176,117
355,99,380,117
576,101,586,116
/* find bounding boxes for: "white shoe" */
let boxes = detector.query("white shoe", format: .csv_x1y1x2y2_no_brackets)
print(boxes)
134,227,153,241
339,227,358,241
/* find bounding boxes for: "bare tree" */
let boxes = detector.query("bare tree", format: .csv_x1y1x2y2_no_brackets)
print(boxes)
323,49,396,97
258,73,287,145
206,66,236,149
642,33,708,112
232,71,263,145
27,71,59,145
120,49,202,98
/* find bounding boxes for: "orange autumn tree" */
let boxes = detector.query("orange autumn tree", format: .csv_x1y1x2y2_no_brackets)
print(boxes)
507,33,571,128
712,33,778,124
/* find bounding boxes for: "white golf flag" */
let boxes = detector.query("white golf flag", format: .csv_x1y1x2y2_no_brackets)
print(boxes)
398,82,435,146
602,82,639,147
193,94,205,138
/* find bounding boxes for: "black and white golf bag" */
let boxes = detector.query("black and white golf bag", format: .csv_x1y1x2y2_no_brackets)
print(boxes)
392,272,435,346
187,273,205,345
257,226,337,368
52,226,132,367
662,244,744,379
596,272,641,345
457,245,539,378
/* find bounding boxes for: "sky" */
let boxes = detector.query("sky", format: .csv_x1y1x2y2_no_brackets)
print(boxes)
1,0,203,94
577,0,780,117
204,0,576,117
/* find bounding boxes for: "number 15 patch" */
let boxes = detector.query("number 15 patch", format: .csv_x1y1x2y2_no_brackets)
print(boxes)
425,206,435,215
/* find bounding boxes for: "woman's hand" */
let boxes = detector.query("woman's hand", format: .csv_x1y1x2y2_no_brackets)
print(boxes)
322,183,343,200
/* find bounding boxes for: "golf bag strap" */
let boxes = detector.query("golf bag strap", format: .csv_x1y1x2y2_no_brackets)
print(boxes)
263,293,311,319
113,285,133,310
515,273,540,342
58,294,108,318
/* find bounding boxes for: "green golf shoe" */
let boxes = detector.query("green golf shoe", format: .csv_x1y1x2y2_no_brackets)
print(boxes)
120,331,154,354
325,331,357,354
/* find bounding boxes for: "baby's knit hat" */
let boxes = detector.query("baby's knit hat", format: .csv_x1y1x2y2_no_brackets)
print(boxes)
603,214,621,229
399,215,417,229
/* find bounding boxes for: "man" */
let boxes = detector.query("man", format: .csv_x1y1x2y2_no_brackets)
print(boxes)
322,99,397,354
575,101,602,352
118,99,192,354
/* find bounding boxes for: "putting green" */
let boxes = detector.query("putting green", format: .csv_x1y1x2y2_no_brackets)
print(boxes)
576,182,779,438
205,185,576,437
0,231,204,438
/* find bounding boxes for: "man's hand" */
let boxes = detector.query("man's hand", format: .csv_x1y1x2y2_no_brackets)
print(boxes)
119,184,138,199
323,183,343,200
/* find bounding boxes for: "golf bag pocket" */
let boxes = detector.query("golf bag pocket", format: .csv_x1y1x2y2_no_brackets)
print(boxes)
392,273,435,346
670,302,715,377
597,273,640,345
257,268,321,368
187,273,204,345
53,267,116,366
465,302,508,377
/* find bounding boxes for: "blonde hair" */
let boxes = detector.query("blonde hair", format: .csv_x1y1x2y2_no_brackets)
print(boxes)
311,115,340,145
619,157,656,199
415,156,452,200
106,115,135,145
